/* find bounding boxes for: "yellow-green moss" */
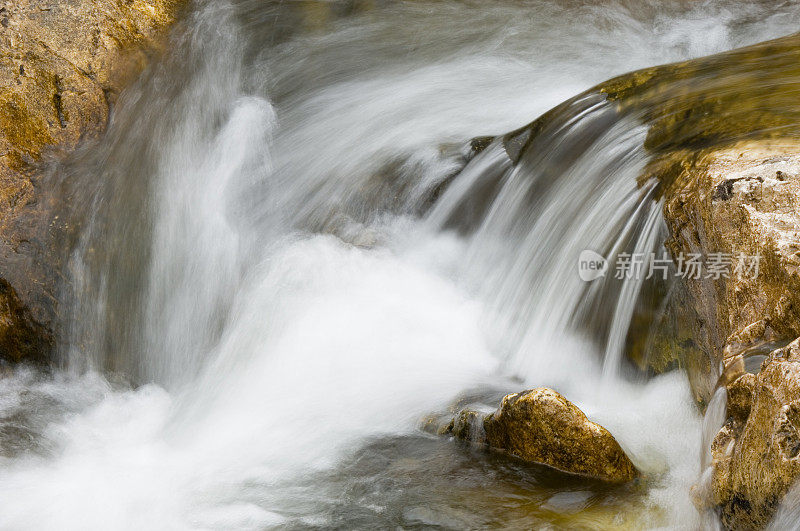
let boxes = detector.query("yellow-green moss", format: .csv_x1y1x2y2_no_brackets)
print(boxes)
0,92,53,163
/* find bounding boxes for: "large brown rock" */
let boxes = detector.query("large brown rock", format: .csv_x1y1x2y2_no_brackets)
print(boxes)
662,141,800,385
590,32,800,528
659,143,800,528
427,388,638,483
0,0,186,364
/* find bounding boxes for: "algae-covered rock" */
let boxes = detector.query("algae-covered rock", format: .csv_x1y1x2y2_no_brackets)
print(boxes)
600,34,800,160
425,388,638,484
658,141,800,396
654,140,800,528
483,389,638,483
659,141,800,527
711,339,800,529
0,0,186,363
498,32,800,170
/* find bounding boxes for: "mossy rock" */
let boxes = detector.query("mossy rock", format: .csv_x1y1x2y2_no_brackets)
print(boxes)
0,0,187,365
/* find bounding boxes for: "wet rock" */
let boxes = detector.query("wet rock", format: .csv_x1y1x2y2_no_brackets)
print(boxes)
611,38,800,404
726,372,755,424
710,339,800,529
0,0,186,363
486,33,800,400
659,141,800,402
653,140,800,528
468,31,800,523
483,389,638,483
419,412,457,438
426,388,638,483
598,33,800,160
421,406,490,443
450,408,487,445
0,279,51,365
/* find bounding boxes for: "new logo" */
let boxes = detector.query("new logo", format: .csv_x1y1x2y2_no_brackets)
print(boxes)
578,250,608,282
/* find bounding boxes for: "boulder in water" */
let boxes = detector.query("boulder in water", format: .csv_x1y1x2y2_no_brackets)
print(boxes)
654,140,800,528
483,389,638,483
428,388,638,483
711,339,800,529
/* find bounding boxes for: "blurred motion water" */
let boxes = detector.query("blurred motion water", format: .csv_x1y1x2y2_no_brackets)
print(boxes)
2,0,800,529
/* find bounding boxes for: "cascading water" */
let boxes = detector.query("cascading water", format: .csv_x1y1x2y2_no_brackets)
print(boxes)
2,0,800,529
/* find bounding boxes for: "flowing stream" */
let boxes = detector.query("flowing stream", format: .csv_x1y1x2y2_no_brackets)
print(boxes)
2,1,800,529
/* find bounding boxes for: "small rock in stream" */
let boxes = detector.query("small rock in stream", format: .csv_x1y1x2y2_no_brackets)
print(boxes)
423,387,638,483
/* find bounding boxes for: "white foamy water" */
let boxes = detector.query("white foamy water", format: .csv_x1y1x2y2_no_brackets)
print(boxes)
2,0,800,529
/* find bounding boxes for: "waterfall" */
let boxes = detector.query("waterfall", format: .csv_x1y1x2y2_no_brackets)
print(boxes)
2,0,800,529
426,97,666,390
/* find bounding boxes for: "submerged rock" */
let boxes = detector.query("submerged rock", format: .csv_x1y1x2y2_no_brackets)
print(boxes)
0,0,186,364
426,388,638,484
